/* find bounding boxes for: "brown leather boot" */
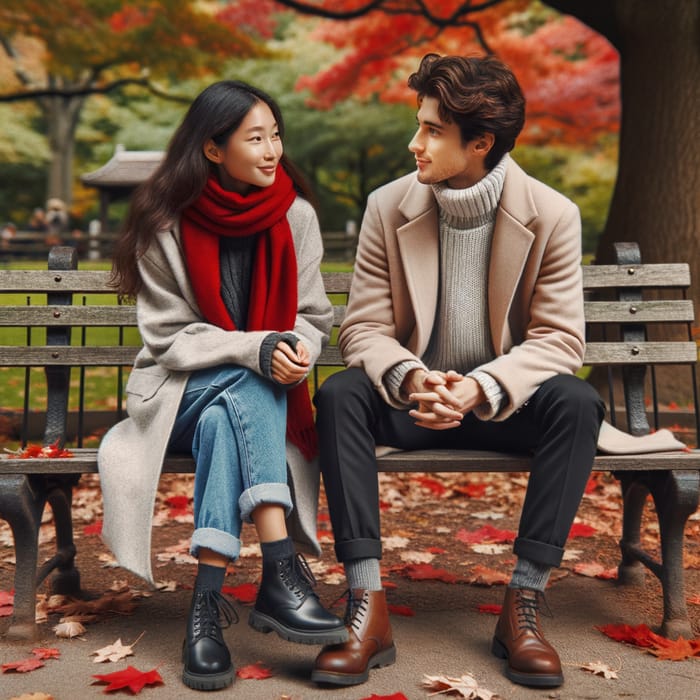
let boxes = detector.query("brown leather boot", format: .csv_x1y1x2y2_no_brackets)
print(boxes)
311,589,396,686
491,587,563,687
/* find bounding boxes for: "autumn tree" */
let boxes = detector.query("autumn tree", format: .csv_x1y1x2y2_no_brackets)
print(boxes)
0,0,265,207
270,0,700,328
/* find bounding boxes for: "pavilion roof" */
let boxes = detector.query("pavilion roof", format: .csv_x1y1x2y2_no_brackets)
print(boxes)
81,145,163,189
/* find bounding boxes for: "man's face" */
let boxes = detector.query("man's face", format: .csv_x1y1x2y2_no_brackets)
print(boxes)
408,96,488,189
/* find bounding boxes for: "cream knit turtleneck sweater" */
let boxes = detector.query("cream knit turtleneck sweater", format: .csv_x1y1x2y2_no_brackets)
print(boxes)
384,154,508,418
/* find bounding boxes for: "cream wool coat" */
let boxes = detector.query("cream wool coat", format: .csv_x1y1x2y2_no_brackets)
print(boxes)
340,158,686,453
341,157,585,418
98,197,333,584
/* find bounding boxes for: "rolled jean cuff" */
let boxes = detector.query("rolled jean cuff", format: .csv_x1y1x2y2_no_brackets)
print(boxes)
239,483,292,524
190,528,241,561
335,537,383,563
513,537,564,568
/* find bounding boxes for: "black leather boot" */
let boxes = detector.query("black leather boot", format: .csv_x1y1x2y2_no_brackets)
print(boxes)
249,553,348,645
182,589,237,691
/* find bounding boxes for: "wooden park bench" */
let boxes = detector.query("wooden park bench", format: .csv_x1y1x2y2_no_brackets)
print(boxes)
0,243,698,641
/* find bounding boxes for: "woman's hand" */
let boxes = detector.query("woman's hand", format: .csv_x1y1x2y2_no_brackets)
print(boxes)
271,340,310,384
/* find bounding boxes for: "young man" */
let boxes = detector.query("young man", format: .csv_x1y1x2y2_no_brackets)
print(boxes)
311,53,605,689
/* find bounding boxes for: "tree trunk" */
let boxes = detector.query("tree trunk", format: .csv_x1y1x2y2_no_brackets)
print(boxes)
553,0,700,405
597,1,700,278
44,94,85,207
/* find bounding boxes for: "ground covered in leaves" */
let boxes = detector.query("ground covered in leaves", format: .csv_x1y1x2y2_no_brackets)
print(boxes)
1,470,699,698
2,470,698,627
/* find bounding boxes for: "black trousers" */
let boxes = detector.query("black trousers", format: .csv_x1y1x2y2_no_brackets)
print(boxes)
314,368,605,569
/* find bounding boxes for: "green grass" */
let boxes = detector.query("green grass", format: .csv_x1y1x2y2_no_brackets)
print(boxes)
0,258,353,415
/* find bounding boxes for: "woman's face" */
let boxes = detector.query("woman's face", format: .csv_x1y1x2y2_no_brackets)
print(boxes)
205,101,283,194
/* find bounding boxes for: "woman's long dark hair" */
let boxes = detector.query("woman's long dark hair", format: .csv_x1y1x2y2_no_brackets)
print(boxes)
110,80,314,298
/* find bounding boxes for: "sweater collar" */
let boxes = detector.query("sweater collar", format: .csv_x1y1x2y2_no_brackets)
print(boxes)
431,154,508,228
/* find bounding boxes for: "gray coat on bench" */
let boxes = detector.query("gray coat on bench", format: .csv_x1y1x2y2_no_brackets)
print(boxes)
97,197,333,584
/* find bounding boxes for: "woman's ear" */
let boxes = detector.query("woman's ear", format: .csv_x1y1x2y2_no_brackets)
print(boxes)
203,139,223,164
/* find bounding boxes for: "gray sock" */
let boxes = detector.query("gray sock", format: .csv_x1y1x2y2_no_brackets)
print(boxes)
509,557,551,592
344,557,383,591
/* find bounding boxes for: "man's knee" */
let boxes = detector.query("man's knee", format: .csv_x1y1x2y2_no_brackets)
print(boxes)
539,374,605,422
314,367,371,411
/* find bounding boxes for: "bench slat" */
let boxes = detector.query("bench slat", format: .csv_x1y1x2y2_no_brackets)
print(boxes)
582,263,690,288
583,300,694,323
0,346,138,366
1,264,690,295
584,341,698,365
0,269,116,293
2,300,691,329
0,305,137,326
2,448,699,475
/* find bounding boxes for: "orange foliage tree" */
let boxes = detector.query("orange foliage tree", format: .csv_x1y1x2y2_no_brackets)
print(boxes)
269,0,700,359
0,0,266,206
267,0,619,147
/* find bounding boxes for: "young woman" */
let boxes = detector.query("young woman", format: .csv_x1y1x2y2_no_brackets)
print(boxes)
98,81,345,692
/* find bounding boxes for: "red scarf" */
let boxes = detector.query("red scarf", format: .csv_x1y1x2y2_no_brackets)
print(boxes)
181,166,318,460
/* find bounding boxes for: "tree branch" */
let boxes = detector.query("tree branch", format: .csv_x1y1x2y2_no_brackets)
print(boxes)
273,0,506,26
0,76,192,104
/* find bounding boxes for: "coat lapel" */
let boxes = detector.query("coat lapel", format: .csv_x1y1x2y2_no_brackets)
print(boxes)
396,179,439,353
488,160,537,353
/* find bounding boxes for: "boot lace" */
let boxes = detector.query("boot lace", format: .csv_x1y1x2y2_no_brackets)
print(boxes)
514,589,552,635
191,589,239,642
334,589,368,628
279,553,317,599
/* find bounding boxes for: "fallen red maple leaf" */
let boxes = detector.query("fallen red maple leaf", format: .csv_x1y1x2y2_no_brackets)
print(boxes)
455,524,515,544
236,661,273,679
10,439,74,459
648,635,700,661
477,603,503,615
32,647,61,660
596,623,667,649
360,693,409,700
0,589,13,616
83,520,103,536
92,665,163,693
2,656,45,673
388,604,415,617
399,563,459,584
411,475,448,497
573,562,618,580
164,495,189,509
222,582,257,605
569,522,597,537
468,564,510,586
452,482,487,498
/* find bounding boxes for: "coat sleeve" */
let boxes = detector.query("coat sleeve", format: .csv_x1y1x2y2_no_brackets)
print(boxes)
338,191,425,407
478,201,586,419
287,198,333,364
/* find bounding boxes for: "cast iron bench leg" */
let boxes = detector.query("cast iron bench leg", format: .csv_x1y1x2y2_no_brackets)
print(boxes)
38,475,81,596
617,469,699,638
0,475,45,640
649,469,699,638
617,473,649,587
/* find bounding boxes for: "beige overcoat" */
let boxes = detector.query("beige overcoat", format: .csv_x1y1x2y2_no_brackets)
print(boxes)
340,158,686,453
97,197,333,584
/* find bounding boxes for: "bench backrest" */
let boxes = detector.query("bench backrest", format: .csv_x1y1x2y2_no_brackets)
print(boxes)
0,244,697,446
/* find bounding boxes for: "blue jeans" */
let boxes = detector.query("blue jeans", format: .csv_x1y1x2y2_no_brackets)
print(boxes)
169,366,292,562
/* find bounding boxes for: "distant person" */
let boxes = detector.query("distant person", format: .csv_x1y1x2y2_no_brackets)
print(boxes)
27,208,47,232
45,198,69,246
99,80,345,691
1,222,17,253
